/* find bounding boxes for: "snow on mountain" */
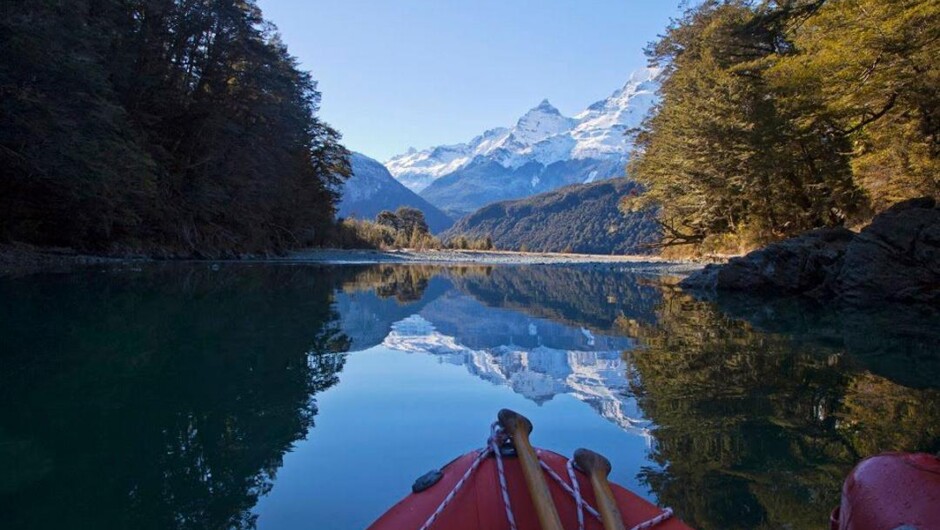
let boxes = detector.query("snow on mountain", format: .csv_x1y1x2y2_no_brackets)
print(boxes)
385,127,510,192
571,68,660,159
385,68,661,196
507,99,578,153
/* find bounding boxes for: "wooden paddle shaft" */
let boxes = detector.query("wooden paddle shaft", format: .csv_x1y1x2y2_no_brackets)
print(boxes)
498,409,564,530
574,448,626,530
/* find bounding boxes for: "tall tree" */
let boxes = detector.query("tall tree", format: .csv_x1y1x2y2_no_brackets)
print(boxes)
624,0,864,252
395,207,430,237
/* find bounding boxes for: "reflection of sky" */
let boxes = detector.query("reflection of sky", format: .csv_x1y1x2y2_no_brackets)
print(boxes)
255,278,659,530
254,348,658,530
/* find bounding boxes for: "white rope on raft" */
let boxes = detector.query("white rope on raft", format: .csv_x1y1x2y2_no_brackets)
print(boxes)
489,423,519,530
629,508,674,530
416,422,518,530
566,457,587,530
416,422,674,530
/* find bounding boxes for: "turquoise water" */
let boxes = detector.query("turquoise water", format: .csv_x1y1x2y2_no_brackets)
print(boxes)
1,263,937,529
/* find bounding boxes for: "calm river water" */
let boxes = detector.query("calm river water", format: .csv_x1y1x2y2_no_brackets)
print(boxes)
1,263,937,529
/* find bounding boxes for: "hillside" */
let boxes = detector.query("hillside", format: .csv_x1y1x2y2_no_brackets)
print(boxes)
338,153,453,233
444,178,658,254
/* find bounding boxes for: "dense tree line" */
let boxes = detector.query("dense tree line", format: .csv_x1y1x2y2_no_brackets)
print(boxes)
625,0,938,253
0,0,349,255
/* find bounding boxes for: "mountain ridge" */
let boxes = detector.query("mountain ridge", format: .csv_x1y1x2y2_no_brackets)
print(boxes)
382,68,660,217
385,68,660,200
338,152,454,233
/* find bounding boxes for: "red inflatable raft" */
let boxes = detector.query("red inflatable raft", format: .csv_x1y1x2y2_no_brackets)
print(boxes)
369,409,692,530
830,452,940,530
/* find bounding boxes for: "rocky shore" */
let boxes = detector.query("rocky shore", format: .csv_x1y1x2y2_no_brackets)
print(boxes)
682,197,940,304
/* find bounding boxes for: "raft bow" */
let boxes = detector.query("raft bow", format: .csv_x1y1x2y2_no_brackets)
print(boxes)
368,409,689,530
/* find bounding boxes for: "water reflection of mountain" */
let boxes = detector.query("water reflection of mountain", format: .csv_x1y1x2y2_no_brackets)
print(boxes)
334,266,656,436
449,266,663,333
333,268,451,351
421,290,635,351
386,312,649,436
334,265,665,354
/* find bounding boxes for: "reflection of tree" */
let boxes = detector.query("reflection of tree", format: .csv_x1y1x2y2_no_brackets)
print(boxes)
340,265,435,302
0,266,350,529
451,266,663,333
839,372,940,456
627,288,940,530
696,293,940,389
340,264,495,303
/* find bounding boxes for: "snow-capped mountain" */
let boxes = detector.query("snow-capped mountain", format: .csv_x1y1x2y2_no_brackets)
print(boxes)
570,69,660,159
384,68,660,217
338,152,454,233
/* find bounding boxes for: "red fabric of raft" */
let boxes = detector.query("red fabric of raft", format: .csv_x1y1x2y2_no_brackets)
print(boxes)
369,449,693,530
834,452,940,530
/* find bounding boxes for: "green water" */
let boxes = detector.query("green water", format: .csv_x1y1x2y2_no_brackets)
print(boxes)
1,263,937,529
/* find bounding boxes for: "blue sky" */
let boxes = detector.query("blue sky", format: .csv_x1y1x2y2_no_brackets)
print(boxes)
256,0,684,161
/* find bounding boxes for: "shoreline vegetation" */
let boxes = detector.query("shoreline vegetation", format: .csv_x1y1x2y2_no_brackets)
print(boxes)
1,0,349,256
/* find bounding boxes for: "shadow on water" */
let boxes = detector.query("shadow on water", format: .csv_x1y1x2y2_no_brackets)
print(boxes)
0,265,351,530
1,263,937,530
626,286,940,530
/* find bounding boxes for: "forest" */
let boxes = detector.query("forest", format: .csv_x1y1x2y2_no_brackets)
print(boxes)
625,0,938,253
0,0,349,256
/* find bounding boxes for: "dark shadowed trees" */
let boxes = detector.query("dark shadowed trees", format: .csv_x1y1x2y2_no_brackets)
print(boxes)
0,0,349,254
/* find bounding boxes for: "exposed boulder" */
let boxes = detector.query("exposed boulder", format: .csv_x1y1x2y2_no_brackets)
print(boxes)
837,197,940,304
681,197,940,305
681,227,854,298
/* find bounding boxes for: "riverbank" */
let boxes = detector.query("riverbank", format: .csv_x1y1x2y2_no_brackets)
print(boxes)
681,197,939,304
0,244,704,276
279,248,705,273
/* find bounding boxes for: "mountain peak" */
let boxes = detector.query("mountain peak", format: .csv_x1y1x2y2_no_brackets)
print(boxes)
530,99,560,114
386,70,661,193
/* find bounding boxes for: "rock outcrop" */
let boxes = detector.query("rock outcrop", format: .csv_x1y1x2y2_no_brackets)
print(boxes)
681,197,940,304
837,197,940,304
